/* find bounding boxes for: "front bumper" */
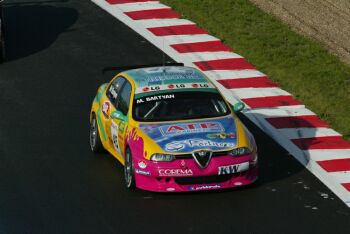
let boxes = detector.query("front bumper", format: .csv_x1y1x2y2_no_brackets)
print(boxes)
133,154,258,192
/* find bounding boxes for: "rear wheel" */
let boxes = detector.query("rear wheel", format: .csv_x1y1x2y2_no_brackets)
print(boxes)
124,148,135,189
90,113,104,153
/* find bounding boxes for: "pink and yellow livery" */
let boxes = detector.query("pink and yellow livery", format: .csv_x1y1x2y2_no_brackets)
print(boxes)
90,65,258,192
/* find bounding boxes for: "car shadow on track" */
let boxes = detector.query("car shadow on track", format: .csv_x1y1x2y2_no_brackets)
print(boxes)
2,1,77,62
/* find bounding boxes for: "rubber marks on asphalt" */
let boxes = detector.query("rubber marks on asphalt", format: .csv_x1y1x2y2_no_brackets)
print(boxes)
92,0,350,207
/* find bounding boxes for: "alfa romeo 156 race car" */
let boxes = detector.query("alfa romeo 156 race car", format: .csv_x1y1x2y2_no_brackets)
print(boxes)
90,65,258,192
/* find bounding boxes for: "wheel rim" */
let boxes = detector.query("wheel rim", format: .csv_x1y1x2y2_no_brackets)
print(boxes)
125,150,133,187
90,117,97,150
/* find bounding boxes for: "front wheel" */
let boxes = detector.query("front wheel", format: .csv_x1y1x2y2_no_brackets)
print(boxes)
90,113,104,153
124,148,135,189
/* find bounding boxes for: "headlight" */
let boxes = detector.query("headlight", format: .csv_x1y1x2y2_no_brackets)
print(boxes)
229,147,252,156
151,154,175,162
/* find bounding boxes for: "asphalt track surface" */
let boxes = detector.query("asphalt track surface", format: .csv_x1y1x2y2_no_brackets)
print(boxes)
0,0,349,233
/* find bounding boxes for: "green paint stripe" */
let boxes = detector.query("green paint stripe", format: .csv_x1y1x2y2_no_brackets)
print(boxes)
96,110,107,141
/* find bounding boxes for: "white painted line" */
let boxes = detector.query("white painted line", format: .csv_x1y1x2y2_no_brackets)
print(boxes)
231,87,291,99
278,127,341,140
203,70,266,80
163,35,220,45
136,19,194,28
177,52,242,62
113,2,169,12
304,149,350,161
330,171,350,184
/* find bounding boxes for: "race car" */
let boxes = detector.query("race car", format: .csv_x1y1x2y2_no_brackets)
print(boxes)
90,65,258,192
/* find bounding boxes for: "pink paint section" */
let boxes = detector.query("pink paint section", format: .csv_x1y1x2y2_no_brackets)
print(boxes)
292,136,350,150
125,127,145,161
194,58,255,71
134,154,258,192
125,8,180,20
242,95,302,108
148,24,208,36
217,76,277,89
318,158,350,172
171,41,232,53
106,0,157,4
266,115,329,129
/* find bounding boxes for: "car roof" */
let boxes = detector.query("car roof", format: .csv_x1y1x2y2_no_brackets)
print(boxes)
123,66,215,95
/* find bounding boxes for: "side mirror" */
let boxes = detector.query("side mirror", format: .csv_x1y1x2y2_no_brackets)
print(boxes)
111,111,127,122
232,101,245,113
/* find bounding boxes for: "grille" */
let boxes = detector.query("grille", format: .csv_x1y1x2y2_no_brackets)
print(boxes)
174,174,233,185
175,150,230,159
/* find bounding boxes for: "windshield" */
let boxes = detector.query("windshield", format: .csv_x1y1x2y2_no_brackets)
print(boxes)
133,91,230,122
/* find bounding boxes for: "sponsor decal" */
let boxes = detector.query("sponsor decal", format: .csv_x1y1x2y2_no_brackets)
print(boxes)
192,150,213,168
136,94,175,104
158,168,193,177
166,188,176,191
109,86,118,99
141,125,158,133
218,162,249,175
102,101,110,117
188,185,221,191
140,117,238,153
135,169,151,176
160,122,224,136
119,121,126,132
111,121,121,154
135,83,214,94
138,160,147,169
180,160,187,169
207,132,235,139
165,139,235,152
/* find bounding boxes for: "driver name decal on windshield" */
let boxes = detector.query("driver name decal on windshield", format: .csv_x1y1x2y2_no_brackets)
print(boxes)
160,122,224,136
136,94,175,104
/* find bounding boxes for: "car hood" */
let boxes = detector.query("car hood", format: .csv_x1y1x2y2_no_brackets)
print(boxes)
139,115,237,153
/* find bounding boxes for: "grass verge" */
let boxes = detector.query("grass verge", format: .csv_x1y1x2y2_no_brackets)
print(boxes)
161,0,350,140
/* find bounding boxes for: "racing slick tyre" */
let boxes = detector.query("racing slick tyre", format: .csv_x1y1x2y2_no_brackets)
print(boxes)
124,148,136,189
90,113,105,153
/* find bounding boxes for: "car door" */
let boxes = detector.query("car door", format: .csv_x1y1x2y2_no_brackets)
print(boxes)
111,80,132,158
104,77,126,153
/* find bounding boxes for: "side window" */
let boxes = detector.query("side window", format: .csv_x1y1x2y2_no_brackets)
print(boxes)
107,77,126,106
117,81,132,116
